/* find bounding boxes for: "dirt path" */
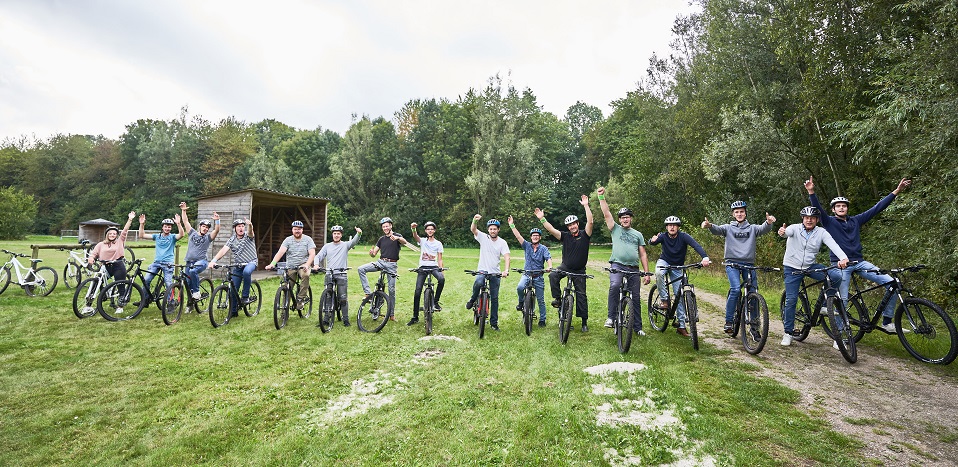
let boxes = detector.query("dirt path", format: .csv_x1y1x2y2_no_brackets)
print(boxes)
693,289,958,465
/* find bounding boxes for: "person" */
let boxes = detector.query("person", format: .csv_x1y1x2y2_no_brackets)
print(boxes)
265,220,317,312
702,201,776,334
208,218,257,317
313,225,362,327
138,212,183,304
87,211,136,311
507,215,553,328
778,206,849,346
538,195,594,332
358,217,414,321
407,221,445,326
649,216,711,337
177,202,220,301
466,215,510,331
806,175,912,332
597,187,651,335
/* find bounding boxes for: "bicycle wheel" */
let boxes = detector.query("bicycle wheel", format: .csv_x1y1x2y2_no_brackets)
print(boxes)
780,291,812,341
23,266,58,297
273,286,290,330
849,297,870,343
98,280,145,321
162,283,185,325
423,288,434,336
647,285,669,332
63,261,83,289
0,266,10,296
297,285,313,319
559,294,574,344
895,298,958,365
686,292,699,351
243,280,262,317
522,289,535,336
826,296,857,363
192,278,214,314
617,294,634,353
729,291,742,338
73,277,102,319
357,291,389,333
741,292,769,355
318,288,336,333
124,247,136,273
151,274,166,312
209,284,232,328
478,291,489,339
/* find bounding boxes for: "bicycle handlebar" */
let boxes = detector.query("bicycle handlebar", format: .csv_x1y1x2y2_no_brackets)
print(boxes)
552,270,594,279
721,262,781,272
2,249,28,258
656,263,703,271
603,267,653,277
512,268,549,274
464,270,504,277
410,267,448,272
790,261,859,275
315,267,351,274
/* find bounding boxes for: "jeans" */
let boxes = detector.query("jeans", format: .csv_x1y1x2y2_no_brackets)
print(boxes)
412,267,445,318
286,267,312,303
782,264,842,334
143,261,175,299
607,263,643,331
326,273,350,323
185,259,208,294
549,268,589,322
516,274,547,322
469,272,501,326
838,260,895,319
655,259,686,327
229,261,257,315
724,262,757,324
358,260,398,317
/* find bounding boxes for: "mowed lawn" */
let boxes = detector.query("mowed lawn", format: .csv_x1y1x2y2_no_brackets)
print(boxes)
0,236,861,466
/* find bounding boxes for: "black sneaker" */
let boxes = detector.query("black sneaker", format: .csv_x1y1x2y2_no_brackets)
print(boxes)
581,324,589,332
516,304,523,311
342,320,351,327
538,319,546,328
491,324,500,331
406,317,419,326
465,299,475,310
551,299,560,308
724,322,734,335
433,301,442,311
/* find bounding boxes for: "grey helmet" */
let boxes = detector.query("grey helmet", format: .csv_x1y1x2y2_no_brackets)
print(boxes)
830,197,850,208
664,216,682,225
799,206,820,217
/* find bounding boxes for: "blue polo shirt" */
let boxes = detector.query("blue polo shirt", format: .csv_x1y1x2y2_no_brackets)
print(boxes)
521,241,551,275
151,233,178,263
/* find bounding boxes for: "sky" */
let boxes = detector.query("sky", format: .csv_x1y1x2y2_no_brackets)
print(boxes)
0,0,698,141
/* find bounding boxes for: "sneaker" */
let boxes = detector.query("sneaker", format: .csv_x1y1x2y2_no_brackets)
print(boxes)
635,329,646,336
659,300,669,310
406,317,419,326
465,299,475,310
551,299,560,308
676,327,689,337
433,302,442,311
516,304,523,311
881,323,898,333
749,328,762,341
832,340,840,350
604,318,614,328
491,324,500,331
538,319,546,328
342,319,351,327
724,322,734,335
192,291,202,300
581,324,589,333
115,307,124,315
241,297,253,305
781,334,793,346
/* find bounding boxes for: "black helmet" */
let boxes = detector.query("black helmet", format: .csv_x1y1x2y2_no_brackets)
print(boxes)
617,207,634,218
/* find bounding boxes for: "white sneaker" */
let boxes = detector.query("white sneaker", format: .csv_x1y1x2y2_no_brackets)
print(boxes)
636,329,646,336
192,291,202,300
832,340,840,350
881,323,900,333
115,307,124,315
604,318,614,328
780,334,793,346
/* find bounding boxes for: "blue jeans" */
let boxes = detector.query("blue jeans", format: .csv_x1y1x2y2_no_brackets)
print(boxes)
469,273,501,326
185,259,208,294
143,261,174,299
229,261,257,315
358,260,398,317
724,263,757,324
838,260,895,320
655,259,687,327
516,274,547,322
607,263,643,331
782,264,842,334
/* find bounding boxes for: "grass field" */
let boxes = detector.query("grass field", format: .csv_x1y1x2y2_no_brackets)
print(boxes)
0,236,875,465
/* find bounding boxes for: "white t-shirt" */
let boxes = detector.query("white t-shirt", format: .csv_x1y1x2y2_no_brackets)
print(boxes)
475,233,509,273
418,238,444,267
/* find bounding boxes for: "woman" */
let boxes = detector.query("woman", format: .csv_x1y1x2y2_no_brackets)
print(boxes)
88,211,136,285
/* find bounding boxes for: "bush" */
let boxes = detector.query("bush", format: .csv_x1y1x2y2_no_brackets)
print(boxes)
0,187,38,239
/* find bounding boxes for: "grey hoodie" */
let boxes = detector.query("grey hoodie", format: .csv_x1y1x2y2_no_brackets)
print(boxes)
708,220,774,263
781,224,847,269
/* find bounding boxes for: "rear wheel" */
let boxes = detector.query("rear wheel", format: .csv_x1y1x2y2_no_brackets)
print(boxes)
243,281,262,317
318,288,336,333
780,291,812,341
617,294,634,353
357,291,389,333
209,285,232,328
162,283,185,325
64,262,83,289
24,266,58,296
740,292,769,355
192,278,214,314
98,280,145,321
273,286,290,330
522,289,535,336
826,296,857,363
849,297,870,343
297,285,313,319
73,277,102,319
477,291,489,339
896,298,958,365
0,266,10,296
686,292,699,351
124,247,136,273
559,294,574,345
647,285,669,332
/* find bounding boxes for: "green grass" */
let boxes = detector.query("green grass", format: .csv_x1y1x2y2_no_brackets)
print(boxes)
0,239,869,465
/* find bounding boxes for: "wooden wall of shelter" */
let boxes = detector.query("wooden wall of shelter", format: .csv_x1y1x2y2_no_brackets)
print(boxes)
78,219,120,243
196,189,329,268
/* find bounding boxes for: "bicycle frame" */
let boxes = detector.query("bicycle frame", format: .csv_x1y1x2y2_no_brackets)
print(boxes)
657,265,696,316
2,255,35,284
847,269,908,330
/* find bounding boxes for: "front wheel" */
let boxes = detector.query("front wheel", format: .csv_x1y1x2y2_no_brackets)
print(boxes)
0,266,11,296
647,285,669,332
617,293,634,353
297,285,313,319
209,285,232,328
825,296,857,363
357,291,389,333
24,266,58,296
243,281,262,317
522,289,535,336
477,291,489,339
273,286,290,330
73,277,102,319
192,278,214,314
558,294,574,345
423,288,434,336
64,262,83,289
896,298,958,365
162,283,185,325
740,292,769,355
98,280,145,321
686,292,699,351
318,288,336,333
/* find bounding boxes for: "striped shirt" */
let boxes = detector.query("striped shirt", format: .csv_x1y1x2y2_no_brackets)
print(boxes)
225,234,257,264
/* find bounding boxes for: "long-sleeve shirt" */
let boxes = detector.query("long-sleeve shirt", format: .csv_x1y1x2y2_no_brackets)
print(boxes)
809,192,896,263
89,230,128,262
781,224,848,269
708,220,774,264
649,231,708,265
314,233,361,271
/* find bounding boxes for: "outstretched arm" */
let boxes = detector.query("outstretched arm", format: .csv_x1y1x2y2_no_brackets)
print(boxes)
581,195,594,237
534,208,561,239
138,214,149,240
507,215,525,245
209,212,221,240
179,202,193,233
597,187,615,231
470,214,481,237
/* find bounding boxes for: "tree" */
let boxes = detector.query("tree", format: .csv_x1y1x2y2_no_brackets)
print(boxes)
0,187,38,239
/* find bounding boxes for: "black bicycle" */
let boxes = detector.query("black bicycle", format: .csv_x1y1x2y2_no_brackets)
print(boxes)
357,268,398,333
554,270,594,345
724,262,779,355
846,264,958,365
411,267,447,336
122,259,167,313
513,268,548,336
96,259,148,322
209,264,262,328
162,264,215,325
316,267,350,333
272,266,314,330
465,270,503,339
648,263,702,350
781,264,857,363
604,267,653,353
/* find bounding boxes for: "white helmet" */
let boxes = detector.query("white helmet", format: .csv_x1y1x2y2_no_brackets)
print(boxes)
664,216,682,225
563,215,579,225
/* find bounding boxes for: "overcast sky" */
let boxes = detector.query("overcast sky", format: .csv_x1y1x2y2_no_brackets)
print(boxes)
0,0,698,141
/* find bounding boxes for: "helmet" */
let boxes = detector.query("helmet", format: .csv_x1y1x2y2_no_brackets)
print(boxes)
105,226,119,235
379,217,393,225
423,221,437,229
617,207,634,218
800,206,820,217
529,228,542,235
664,216,682,225
232,219,245,227
563,215,579,225
730,200,747,210
830,197,850,208
291,220,304,228
161,218,176,226
486,219,501,227
198,219,212,227
330,225,344,232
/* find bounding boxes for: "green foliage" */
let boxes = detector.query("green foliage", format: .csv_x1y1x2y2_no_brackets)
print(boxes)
0,187,38,239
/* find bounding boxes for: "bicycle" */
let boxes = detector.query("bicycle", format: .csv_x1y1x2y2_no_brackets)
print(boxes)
554,270,594,345
846,264,958,364
780,264,857,363
120,259,167,313
724,262,780,355
59,239,91,289
272,266,314,330
209,264,262,328
161,264,215,325
357,268,398,333
0,249,58,297
72,260,115,318
411,267,446,336
96,260,148,321
316,267,350,333
465,270,503,339
513,268,548,336
604,267,653,353
648,263,702,350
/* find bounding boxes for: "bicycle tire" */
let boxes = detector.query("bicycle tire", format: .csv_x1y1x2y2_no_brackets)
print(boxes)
617,293,634,353
740,292,769,355
124,247,136,273
730,290,742,338
780,291,812,342
63,261,83,289
647,285,669,332
209,284,232,328
687,292,699,351
23,266,58,297
523,288,535,336
193,278,214,314
243,280,262,317
151,272,166,313
849,297,870,343
273,286,290,330
357,291,389,333
895,297,958,365
97,280,145,321
423,287,434,336
478,291,489,339
826,296,857,363
318,288,336,333
559,294,574,345
73,277,102,319
297,285,313,319
0,265,10,296
162,283,185,325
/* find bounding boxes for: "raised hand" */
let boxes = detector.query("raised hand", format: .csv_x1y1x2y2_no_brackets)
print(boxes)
701,217,711,229
473,213,482,222
212,211,220,220
579,194,589,206
507,215,514,225
766,212,776,224
179,201,188,211
895,178,912,194
534,208,545,219
173,213,181,223
778,223,787,236
597,186,606,196
650,233,660,242
355,227,362,233
804,175,815,194
139,214,146,224
128,211,136,220
411,222,418,230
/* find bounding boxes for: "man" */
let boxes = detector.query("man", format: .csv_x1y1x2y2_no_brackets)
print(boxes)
649,216,711,337
778,206,849,346
265,221,317,312
208,218,257,317
507,215,553,328
139,212,183,305
177,202,220,301
407,221,445,326
358,217,413,321
314,225,362,327
806,175,912,332
538,195,594,332
597,187,651,336
702,201,776,334
466,215,510,331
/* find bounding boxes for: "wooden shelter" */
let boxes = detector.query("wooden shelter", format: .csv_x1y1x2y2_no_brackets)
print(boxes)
196,188,330,267
78,218,120,243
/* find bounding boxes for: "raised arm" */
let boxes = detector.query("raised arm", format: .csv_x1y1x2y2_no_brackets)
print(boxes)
410,222,421,244
347,227,362,249
173,213,184,240
581,195,594,237
534,208,561,239
122,211,135,235
470,214,481,237
209,212,221,240
597,187,615,231
179,202,193,233
507,215,525,245
245,218,253,238
138,214,149,240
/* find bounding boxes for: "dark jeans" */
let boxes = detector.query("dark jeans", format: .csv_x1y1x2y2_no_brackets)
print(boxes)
607,263,642,330
550,268,588,323
469,273,501,326
412,267,445,318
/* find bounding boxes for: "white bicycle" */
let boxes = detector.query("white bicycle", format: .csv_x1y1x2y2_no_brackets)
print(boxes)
59,240,91,289
0,249,59,297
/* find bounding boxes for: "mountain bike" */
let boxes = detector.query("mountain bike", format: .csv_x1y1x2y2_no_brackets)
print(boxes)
0,249,58,297
59,240,91,289
781,264,857,363
161,264,215,325
316,267,350,333
72,260,115,318
357,268,398,333
117,259,167,313
605,267,653,353
465,270,503,339
272,266,314,330
648,263,702,350
846,264,958,365
96,260,147,321
513,268,548,336
554,270,593,345
724,262,779,355
411,267,446,336
209,264,261,328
